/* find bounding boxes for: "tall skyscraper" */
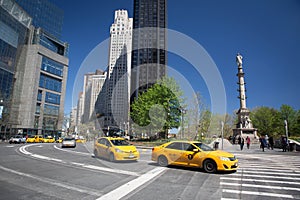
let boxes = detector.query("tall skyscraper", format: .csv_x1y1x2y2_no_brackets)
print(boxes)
0,0,32,138
96,10,132,132
82,70,106,124
15,0,63,39
0,0,69,137
130,0,167,101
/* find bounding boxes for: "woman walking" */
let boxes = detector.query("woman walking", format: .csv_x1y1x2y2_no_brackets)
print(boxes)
246,136,251,149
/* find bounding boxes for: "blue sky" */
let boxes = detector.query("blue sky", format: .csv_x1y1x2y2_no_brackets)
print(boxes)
52,0,300,115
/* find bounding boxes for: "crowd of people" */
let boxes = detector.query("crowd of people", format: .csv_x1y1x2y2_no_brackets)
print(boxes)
229,134,289,152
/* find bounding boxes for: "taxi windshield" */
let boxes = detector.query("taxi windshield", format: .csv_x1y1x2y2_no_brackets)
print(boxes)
193,143,214,151
111,139,129,146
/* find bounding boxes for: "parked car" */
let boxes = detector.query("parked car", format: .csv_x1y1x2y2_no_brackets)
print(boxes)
43,136,55,143
151,141,238,173
61,137,76,148
26,135,44,143
94,137,140,162
9,135,26,144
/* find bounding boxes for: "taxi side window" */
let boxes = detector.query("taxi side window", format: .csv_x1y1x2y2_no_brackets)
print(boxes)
106,140,112,147
183,143,195,151
99,138,106,145
165,142,183,150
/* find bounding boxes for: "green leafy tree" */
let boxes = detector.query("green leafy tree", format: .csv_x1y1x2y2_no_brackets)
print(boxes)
130,77,184,139
250,106,280,137
279,104,298,136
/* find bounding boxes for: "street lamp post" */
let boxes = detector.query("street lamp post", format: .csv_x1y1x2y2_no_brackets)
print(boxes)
180,107,186,139
221,121,224,150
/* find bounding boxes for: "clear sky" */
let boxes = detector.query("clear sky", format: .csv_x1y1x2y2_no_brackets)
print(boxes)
51,0,300,115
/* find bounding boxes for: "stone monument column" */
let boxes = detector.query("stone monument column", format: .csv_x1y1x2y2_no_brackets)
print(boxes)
233,53,258,139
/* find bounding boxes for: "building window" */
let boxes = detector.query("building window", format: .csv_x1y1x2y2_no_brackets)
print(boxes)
37,90,42,101
44,104,59,116
39,74,62,92
45,92,60,105
41,57,64,77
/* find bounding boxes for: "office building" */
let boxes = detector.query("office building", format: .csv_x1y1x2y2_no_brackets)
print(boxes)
82,70,106,124
15,0,63,39
130,0,167,100
0,0,32,137
96,10,132,132
1,0,68,137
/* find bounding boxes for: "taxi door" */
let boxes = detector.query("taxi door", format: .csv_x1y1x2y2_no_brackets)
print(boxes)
181,143,203,167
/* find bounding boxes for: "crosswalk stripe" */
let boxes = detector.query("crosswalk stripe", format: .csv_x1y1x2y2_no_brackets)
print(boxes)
221,177,300,185
222,189,294,199
239,167,298,173
229,173,300,180
221,182,300,191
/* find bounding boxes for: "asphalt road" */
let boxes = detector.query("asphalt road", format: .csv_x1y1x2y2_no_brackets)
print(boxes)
0,142,299,200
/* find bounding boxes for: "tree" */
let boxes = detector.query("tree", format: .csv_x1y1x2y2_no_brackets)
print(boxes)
279,104,297,137
130,77,185,139
250,107,280,137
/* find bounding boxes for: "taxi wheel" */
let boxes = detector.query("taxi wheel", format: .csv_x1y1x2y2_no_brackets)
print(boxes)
109,153,115,162
158,155,168,167
203,159,217,173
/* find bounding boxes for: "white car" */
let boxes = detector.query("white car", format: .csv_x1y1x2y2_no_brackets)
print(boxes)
9,135,26,144
61,137,76,148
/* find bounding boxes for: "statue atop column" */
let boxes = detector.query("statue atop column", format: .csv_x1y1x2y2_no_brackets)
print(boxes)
236,53,243,66
232,53,258,139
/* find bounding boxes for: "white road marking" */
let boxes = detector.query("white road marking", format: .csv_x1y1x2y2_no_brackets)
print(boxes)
19,144,140,176
96,167,167,200
229,173,300,180
53,145,92,156
239,167,298,173
240,170,300,177
221,177,300,185
6,145,14,148
70,162,139,176
222,189,294,199
0,164,102,196
221,182,300,191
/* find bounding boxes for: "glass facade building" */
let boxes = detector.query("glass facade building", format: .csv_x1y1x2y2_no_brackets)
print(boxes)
15,0,63,39
131,0,167,101
0,0,31,132
0,0,69,138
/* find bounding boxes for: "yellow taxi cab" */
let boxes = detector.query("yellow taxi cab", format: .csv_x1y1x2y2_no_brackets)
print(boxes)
56,137,63,143
26,135,44,143
43,136,55,143
151,141,238,173
94,137,140,162
75,136,86,143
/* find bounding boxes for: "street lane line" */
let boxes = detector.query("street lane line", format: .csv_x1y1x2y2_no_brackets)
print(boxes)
96,167,167,200
220,177,300,185
240,170,300,176
19,144,139,177
53,145,92,156
70,163,140,176
222,189,294,199
221,182,300,191
0,164,103,196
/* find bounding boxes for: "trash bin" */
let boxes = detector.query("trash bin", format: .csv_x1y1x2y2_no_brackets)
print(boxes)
214,142,219,150
289,142,296,152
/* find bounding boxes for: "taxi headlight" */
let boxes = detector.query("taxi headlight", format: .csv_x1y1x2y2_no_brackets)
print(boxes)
115,148,123,153
219,156,230,161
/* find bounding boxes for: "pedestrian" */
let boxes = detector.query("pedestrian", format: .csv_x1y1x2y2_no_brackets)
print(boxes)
281,136,288,152
246,136,251,149
260,135,267,152
240,136,245,151
265,135,269,149
268,135,274,150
